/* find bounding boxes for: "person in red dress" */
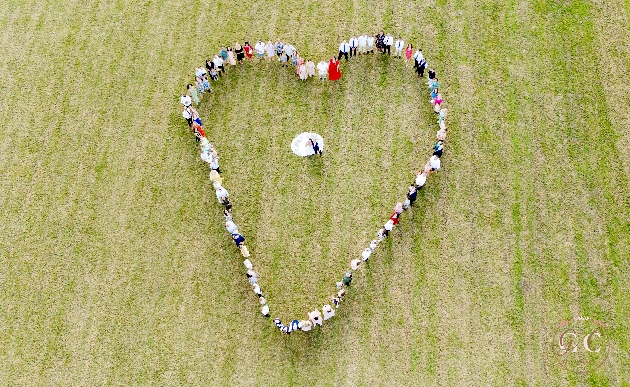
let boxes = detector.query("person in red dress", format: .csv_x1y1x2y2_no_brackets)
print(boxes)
328,57,341,81
243,41,254,60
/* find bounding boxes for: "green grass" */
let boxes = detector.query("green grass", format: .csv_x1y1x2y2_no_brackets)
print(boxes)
1,0,629,385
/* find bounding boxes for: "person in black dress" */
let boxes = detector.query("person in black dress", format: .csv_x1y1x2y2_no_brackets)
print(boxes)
234,41,245,63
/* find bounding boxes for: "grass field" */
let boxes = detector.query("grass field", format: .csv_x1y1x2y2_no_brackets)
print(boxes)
1,0,629,385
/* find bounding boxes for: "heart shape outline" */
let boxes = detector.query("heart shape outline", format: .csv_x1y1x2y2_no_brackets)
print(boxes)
181,34,448,334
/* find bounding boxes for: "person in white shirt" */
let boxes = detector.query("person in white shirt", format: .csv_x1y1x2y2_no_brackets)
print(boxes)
416,170,427,188
283,43,294,61
306,60,315,77
316,60,329,80
366,35,375,53
213,55,224,77
182,107,192,127
254,40,265,60
215,186,229,203
427,155,441,173
361,247,371,261
180,94,192,107
300,319,313,332
384,34,394,55
338,40,350,61
225,220,238,234
261,304,270,317
264,40,275,60
308,309,323,326
394,38,405,57
413,48,424,69
322,305,335,320
350,259,361,270
358,34,368,54
349,36,358,57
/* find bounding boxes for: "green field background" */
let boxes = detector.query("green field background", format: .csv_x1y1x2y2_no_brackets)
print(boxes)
1,0,629,385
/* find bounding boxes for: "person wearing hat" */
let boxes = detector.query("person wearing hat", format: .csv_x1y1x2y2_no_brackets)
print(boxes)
261,304,270,317
350,259,361,270
342,271,353,286
322,304,335,320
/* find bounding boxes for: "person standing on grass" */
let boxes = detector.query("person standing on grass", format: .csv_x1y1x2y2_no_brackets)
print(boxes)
219,47,228,62
299,62,308,81
323,304,335,320
405,43,413,66
306,60,315,78
375,31,384,52
394,37,404,57
232,232,245,246
338,40,350,61
328,57,341,81
361,247,371,262
187,84,200,106
342,270,353,286
416,170,427,188
234,42,244,63
309,309,323,326
417,57,427,78
383,33,393,55
226,46,236,66
216,184,229,202
182,106,193,128
226,220,239,234
358,33,368,54
255,40,265,61
243,41,254,61
213,54,224,77
309,138,323,156
317,60,329,80
300,319,313,332
349,36,358,57
265,40,275,60
275,40,284,58
407,184,418,206
367,34,375,53
413,48,424,73
283,42,294,64
427,154,441,174
180,93,192,107
433,139,445,158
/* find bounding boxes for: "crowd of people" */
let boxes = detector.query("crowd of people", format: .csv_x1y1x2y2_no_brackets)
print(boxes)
178,31,449,334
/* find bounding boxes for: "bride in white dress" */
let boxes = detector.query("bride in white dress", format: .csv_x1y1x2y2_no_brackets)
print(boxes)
291,132,324,156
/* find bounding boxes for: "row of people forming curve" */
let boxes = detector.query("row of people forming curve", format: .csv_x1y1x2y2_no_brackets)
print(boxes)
179,32,440,113
177,31,449,334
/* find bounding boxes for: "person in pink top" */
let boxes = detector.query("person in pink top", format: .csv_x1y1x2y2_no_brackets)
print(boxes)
405,43,413,67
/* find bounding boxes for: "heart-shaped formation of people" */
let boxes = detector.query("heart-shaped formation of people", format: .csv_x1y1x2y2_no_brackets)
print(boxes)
179,32,449,335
